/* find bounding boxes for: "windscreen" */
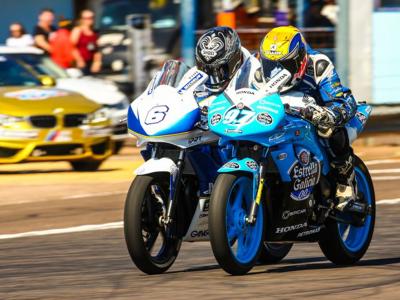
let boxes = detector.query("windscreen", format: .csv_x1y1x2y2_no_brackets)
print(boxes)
152,60,190,89
9,54,68,79
0,56,41,86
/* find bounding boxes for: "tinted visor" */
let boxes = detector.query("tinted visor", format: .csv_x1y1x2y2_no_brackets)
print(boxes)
198,63,231,89
261,59,286,81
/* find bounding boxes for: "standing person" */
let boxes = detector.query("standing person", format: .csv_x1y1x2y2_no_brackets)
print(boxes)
70,9,102,75
49,19,76,68
33,8,56,53
6,23,34,47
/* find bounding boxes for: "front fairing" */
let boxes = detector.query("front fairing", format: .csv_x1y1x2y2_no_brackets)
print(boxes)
208,90,285,144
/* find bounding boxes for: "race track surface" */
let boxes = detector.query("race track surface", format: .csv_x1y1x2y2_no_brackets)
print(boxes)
1,144,400,299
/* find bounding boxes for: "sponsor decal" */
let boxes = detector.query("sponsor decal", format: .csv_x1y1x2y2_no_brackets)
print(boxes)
224,162,240,169
269,132,285,142
246,160,258,170
282,209,306,220
275,222,307,234
356,111,367,126
256,112,273,125
178,73,204,94
236,89,255,96
210,113,222,126
199,35,224,61
5,89,68,100
266,72,289,90
278,153,288,160
190,230,209,238
225,129,243,134
188,136,202,145
297,226,321,238
289,150,321,201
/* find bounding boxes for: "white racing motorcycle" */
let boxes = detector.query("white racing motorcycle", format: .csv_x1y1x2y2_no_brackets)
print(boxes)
123,60,222,274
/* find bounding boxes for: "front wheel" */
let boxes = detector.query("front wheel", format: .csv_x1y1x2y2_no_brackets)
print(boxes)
259,242,293,264
209,174,264,275
319,156,375,264
124,174,182,274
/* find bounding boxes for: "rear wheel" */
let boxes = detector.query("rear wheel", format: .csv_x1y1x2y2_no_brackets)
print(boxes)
124,174,182,274
70,160,102,171
209,174,264,275
319,156,375,264
259,243,293,264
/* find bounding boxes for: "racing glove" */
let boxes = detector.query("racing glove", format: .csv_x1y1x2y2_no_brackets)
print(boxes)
303,104,337,138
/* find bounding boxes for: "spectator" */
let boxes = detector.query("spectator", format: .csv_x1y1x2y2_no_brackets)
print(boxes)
33,8,56,53
70,9,102,75
321,0,339,25
6,23,34,47
49,19,77,68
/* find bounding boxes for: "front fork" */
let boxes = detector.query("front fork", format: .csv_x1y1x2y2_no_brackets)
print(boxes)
164,149,185,225
247,162,267,225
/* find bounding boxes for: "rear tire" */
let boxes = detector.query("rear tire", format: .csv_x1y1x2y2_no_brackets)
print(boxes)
259,243,293,264
124,174,182,274
318,156,375,264
70,160,102,171
209,173,264,275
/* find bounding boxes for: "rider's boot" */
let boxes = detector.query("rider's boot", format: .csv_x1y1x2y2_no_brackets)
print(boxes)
331,154,356,211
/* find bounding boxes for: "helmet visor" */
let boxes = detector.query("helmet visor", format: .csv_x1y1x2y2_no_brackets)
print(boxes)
198,63,231,90
261,59,286,81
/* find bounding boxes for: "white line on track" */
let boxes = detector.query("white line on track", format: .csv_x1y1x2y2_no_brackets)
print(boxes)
370,168,400,174
372,176,400,181
0,197,399,241
0,221,123,240
365,159,400,166
61,191,125,200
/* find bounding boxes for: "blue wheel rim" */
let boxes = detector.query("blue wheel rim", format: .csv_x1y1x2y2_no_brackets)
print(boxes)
337,167,373,252
226,177,263,264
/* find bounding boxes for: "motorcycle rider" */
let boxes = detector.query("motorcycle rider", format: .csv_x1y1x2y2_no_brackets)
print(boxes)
194,26,252,100
258,26,357,211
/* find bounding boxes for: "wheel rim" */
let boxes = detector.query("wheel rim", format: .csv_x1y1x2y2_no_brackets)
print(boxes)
337,167,373,252
226,177,263,264
140,182,174,264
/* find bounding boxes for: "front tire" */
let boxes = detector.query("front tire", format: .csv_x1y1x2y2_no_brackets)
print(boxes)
209,174,264,275
319,156,375,264
124,174,182,274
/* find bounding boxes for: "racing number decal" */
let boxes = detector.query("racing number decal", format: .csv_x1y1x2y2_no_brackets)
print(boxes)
223,108,255,125
144,105,169,125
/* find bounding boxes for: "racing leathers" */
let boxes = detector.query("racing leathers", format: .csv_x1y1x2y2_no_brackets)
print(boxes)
238,47,357,209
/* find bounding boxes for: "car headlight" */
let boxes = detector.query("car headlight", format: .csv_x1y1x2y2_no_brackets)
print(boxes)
86,108,110,124
0,114,24,126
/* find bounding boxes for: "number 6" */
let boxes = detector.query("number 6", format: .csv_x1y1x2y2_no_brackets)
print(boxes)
145,105,169,125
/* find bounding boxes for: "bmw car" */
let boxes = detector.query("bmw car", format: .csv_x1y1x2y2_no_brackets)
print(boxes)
0,55,113,171
0,47,129,153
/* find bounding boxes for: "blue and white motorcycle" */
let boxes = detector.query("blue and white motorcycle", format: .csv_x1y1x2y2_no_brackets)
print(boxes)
207,60,375,275
124,60,222,274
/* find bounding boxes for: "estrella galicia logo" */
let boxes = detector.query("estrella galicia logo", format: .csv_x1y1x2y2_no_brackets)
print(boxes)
224,162,240,169
245,160,258,170
289,151,321,201
256,112,273,125
210,113,222,126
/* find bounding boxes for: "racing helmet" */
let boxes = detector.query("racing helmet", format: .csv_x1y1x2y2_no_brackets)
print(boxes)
195,27,243,92
259,26,308,92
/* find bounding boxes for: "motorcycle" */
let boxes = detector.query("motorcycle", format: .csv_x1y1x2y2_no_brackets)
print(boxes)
124,60,222,274
207,59,375,275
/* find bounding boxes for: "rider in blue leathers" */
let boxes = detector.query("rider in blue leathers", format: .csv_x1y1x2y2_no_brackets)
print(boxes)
259,26,357,210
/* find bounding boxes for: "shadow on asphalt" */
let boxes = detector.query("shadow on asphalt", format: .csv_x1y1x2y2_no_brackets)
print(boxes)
253,256,400,274
164,257,400,276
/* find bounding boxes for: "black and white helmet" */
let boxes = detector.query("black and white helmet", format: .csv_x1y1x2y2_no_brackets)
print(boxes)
195,27,243,92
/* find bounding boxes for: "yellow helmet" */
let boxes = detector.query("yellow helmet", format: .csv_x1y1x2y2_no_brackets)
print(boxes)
259,26,308,91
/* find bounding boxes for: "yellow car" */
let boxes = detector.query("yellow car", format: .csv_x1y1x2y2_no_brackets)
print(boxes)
0,55,113,171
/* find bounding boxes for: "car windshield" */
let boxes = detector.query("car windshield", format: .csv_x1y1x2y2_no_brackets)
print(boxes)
100,0,179,29
8,53,69,79
0,56,41,86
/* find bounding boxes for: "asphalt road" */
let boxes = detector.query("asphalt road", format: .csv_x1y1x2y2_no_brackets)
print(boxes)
1,145,400,299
